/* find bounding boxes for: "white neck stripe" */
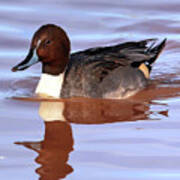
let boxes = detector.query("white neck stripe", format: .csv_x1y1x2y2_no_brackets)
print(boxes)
36,40,41,49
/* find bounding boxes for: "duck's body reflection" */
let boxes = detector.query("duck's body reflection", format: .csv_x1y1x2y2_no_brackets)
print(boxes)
15,121,73,180
64,99,151,124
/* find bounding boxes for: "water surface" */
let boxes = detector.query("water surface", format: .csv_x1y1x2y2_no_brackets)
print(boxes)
0,0,180,180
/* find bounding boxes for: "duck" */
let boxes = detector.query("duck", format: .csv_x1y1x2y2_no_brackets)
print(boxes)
11,24,166,99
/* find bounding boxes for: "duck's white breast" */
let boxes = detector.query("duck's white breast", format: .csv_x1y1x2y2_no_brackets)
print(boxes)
35,73,64,98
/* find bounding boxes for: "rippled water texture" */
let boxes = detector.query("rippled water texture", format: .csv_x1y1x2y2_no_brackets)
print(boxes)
0,0,180,180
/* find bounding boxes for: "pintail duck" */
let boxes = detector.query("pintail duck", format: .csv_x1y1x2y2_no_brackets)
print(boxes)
12,24,166,99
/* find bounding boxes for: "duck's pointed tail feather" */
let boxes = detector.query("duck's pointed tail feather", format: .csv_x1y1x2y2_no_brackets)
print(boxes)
147,38,167,64
137,38,166,78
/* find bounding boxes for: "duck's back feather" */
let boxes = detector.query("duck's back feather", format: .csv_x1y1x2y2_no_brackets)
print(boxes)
61,39,166,98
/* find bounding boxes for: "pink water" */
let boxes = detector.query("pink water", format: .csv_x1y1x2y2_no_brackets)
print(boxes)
0,0,180,179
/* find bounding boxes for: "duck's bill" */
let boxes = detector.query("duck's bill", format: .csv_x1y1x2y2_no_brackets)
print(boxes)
11,49,39,72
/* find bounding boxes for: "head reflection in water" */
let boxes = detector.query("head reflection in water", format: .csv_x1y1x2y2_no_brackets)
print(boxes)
15,101,74,180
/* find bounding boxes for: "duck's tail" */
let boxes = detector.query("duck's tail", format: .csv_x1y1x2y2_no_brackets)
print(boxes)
146,38,167,72
138,38,166,79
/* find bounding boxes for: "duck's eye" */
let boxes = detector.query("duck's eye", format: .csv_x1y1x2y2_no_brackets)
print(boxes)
45,40,51,45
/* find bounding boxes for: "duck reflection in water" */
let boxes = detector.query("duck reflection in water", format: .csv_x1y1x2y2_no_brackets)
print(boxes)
15,95,169,180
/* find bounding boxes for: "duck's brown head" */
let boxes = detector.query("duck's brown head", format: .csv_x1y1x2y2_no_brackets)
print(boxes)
12,24,70,75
